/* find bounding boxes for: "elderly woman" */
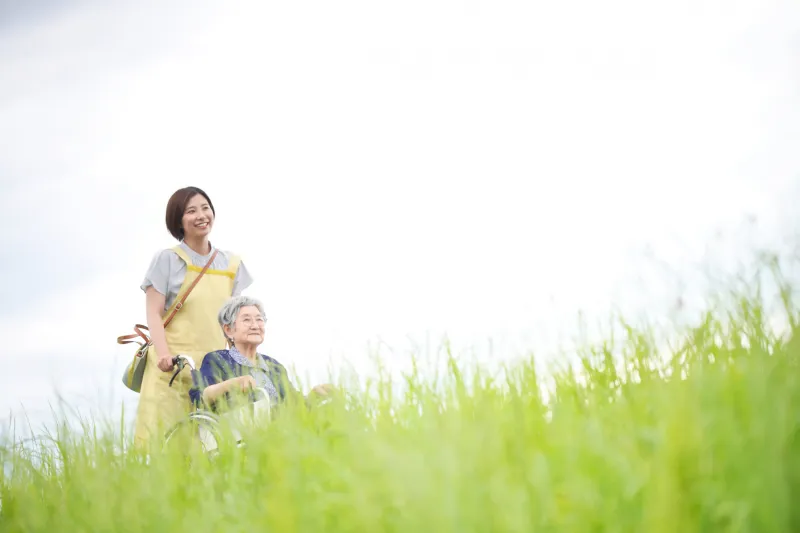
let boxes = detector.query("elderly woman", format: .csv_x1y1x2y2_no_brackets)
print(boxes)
189,295,333,412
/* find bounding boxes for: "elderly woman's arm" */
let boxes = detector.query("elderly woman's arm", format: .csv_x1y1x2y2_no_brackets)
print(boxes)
202,376,255,405
269,362,335,408
189,351,254,411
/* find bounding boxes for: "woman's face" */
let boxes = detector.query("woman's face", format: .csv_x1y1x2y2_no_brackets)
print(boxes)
181,193,214,240
228,305,266,347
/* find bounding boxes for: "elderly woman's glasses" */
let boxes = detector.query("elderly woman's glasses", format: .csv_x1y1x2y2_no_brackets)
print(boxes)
240,316,267,328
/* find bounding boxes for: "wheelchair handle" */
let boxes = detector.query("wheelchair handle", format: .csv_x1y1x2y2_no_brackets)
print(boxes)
168,354,196,387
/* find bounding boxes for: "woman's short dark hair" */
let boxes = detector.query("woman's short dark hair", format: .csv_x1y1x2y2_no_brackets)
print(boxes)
165,186,216,240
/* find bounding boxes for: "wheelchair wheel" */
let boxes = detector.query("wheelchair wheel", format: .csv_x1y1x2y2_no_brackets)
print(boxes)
163,411,226,459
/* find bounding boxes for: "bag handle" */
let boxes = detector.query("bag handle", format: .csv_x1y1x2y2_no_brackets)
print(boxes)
117,249,219,345
117,324,151,346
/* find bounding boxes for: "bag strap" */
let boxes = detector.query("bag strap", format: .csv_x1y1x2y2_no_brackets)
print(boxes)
116,249,219,345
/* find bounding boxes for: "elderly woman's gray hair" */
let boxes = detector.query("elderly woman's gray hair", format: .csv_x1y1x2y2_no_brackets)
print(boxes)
218,295,266,337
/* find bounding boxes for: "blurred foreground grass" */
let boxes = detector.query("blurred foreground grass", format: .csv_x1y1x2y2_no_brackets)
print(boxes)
2,268,800,532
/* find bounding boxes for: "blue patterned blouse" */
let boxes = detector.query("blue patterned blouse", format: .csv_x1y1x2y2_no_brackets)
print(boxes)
188,347,302,412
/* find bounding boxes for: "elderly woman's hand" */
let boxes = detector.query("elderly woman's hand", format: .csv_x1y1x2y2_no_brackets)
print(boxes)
233,375,256,393
310,383,335,397
201,375,257,406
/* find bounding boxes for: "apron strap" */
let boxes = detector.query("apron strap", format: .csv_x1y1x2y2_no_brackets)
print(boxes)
171,246,192,266
227,254,241,276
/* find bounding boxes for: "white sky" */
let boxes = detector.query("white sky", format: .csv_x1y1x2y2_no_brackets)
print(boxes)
1,0,798,436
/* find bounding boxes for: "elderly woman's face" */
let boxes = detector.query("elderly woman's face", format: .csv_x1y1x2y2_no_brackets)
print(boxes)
229,305,266,346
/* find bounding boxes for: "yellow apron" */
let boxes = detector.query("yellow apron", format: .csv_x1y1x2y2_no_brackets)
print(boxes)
133,246,241,451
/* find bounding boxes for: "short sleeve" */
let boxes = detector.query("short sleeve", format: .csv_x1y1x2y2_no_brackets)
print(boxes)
232,260,254,296
140,249,172,295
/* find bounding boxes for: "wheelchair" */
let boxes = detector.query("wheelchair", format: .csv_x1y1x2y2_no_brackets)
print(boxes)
160,354,275,458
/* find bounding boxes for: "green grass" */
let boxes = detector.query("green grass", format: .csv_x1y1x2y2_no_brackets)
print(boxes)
2,265,800,532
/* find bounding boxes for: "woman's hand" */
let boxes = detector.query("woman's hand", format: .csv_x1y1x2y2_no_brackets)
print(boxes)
157,353,175,372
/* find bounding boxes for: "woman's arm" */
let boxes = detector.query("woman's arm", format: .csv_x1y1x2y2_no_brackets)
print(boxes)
145,287,174,372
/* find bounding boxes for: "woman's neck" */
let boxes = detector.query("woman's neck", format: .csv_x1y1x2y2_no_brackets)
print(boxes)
235,343,258,362
183,235,211,256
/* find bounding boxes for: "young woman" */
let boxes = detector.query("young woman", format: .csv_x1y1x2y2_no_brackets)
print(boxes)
134,186,253,450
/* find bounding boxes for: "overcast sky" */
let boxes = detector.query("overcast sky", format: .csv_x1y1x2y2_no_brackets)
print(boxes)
1,0,798,437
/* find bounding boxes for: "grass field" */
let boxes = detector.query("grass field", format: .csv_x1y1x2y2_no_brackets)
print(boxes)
2,264,800,532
